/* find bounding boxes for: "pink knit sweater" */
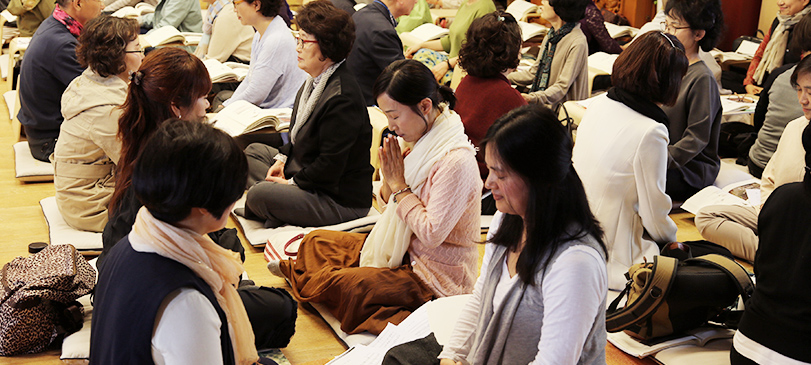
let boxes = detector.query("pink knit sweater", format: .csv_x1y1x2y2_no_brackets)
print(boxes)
381,148,482,297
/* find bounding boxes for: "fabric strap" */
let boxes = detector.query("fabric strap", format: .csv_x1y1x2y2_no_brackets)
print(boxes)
290,60,345,144
359,106,475,268
753,6,811,84
607,87,669,127
129,208,258,364
530,22,576,92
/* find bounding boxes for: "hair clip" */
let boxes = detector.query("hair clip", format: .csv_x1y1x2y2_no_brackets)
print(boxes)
498,16,505,22
660,31,676,49
129,71,143,86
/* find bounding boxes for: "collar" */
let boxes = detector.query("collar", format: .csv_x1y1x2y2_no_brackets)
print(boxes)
374,0,397,26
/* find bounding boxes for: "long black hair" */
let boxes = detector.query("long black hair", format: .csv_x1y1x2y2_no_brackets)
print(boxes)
482,105,606,285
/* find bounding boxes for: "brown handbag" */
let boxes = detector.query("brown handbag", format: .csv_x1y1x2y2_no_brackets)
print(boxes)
0,244,95,355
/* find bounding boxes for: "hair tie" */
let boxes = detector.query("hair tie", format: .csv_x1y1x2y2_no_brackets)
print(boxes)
498,16,505,22
129,71,143,86
660,31,676,49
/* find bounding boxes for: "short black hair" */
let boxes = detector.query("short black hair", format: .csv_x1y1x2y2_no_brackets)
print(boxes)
296,0,355,61
132,119,248,224
791,54,811,88
373,59,456,112
612,31,687,106
549,0,589,23
245,0,282,18
665,0,724,51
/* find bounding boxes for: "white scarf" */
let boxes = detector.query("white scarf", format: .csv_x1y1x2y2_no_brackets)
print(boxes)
753,6,811,84
359,106,475,268
290,60,344,144
129,208,258,365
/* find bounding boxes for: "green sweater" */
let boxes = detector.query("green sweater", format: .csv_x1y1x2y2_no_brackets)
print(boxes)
440,0,495,58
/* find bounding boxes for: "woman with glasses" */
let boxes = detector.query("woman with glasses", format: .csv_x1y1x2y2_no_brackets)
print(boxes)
212,0,305,110
507,0,589,109
572,31,687,290
53,15,142,233
239,0,373,229
456,11,526,184
660,0,724,201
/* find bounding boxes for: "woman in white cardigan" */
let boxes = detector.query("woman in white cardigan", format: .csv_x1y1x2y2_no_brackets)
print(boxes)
572,31,688,290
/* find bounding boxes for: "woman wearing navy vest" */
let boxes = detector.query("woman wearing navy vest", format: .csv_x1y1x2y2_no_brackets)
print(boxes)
90,120,268,365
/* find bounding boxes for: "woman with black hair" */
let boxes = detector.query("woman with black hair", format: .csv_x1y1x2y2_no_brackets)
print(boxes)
438,104,607,365
573,31,687,290
507,0,589,108
661,0,725,201
270,59,481,335
91,120,263,364
730,122,811,364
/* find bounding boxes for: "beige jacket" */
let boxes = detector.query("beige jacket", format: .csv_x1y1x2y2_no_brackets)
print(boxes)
508,24,589,109
7,0,55,37
53,69,127,232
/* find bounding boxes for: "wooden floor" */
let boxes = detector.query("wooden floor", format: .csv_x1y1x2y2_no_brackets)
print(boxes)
0,67,712,364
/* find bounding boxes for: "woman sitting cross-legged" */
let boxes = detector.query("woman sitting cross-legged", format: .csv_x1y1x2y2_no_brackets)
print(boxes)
439,104,608,365
54,15,143,232
240,0,373,228
572,31,687,290
507,0,589,109
269,59,482,335
90,119,271,365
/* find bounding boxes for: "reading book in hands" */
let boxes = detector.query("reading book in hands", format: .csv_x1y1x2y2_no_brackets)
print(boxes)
400,23,450,49
209,100,292,137
505,0,538,21
680,178,761,215
111,2,156,19
203,59,250,83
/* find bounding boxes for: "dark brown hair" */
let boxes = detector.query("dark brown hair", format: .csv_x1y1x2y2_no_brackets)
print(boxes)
612,31,687,106
295,0,355,62
76,15,139,78
459,11,522,78
548,0,589,23
665,0,724,52
109,48,212,213
790,12,811,55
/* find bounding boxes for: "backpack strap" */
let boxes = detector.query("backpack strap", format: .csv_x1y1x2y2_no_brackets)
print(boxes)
606,255,678,332
686,254,754,302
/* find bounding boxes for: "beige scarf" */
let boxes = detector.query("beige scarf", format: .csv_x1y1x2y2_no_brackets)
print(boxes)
129,207,258,365
753,6,811,84
359,106,475,268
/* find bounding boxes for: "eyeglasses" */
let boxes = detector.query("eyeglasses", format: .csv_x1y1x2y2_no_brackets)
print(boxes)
233,0,245,4
295,36,318,48
125,49,144,54
660,21,691,33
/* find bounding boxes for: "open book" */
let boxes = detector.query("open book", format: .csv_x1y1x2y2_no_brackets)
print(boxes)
142,26,202,47
681,178,761,215
203,59,250,83
400,23,450,50
604,22,638,39
518,21,547,42
506,0,538,21
608,327,735,358
209,100,292,137
588,51,619,75
111,2,155,19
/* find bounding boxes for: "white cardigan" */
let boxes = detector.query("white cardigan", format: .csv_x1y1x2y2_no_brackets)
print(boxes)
572,95,677,290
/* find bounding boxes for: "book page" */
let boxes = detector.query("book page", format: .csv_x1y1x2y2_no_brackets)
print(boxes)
721,95,757,115
604,22,637,39
0,10,17,23
143,26,184,47
111,6,140,19
408,23,450,42
681,186,751,215
607,331,700,358
506,0,538,21
588,52,618,75
735,40,760,58
180,32,202,46
203,58,237,82
518,21,546,41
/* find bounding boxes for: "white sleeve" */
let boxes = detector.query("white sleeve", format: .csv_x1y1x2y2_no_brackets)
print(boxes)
152,287,224,365
532,245,607,365
634,124,678,243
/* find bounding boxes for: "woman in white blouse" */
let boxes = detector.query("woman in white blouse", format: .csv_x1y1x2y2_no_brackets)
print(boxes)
572,31,688,290
438,104,608,365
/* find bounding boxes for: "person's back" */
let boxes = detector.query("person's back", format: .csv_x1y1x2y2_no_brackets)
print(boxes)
347,0,406,106
141,0,203,32
18,11,84,161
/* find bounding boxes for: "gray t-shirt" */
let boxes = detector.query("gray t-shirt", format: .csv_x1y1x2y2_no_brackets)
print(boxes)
749,65,804,169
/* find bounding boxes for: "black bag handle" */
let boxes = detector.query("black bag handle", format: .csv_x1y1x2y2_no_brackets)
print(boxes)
606,256,678,332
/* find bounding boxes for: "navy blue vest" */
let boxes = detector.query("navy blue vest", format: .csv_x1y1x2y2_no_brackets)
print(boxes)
90,237,235,365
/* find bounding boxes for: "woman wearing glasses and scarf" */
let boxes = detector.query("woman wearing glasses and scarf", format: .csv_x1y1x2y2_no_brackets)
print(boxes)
239,0,373,229
507,0,589,109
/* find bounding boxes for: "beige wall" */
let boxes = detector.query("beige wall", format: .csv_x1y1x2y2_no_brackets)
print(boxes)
758,1,779,38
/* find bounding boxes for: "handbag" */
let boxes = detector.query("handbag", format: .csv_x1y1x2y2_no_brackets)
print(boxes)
605,254,754,341
0,244,96,355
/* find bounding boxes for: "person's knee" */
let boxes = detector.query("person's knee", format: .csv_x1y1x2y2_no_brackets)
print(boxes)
244,143,269,160
238,286,298,349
